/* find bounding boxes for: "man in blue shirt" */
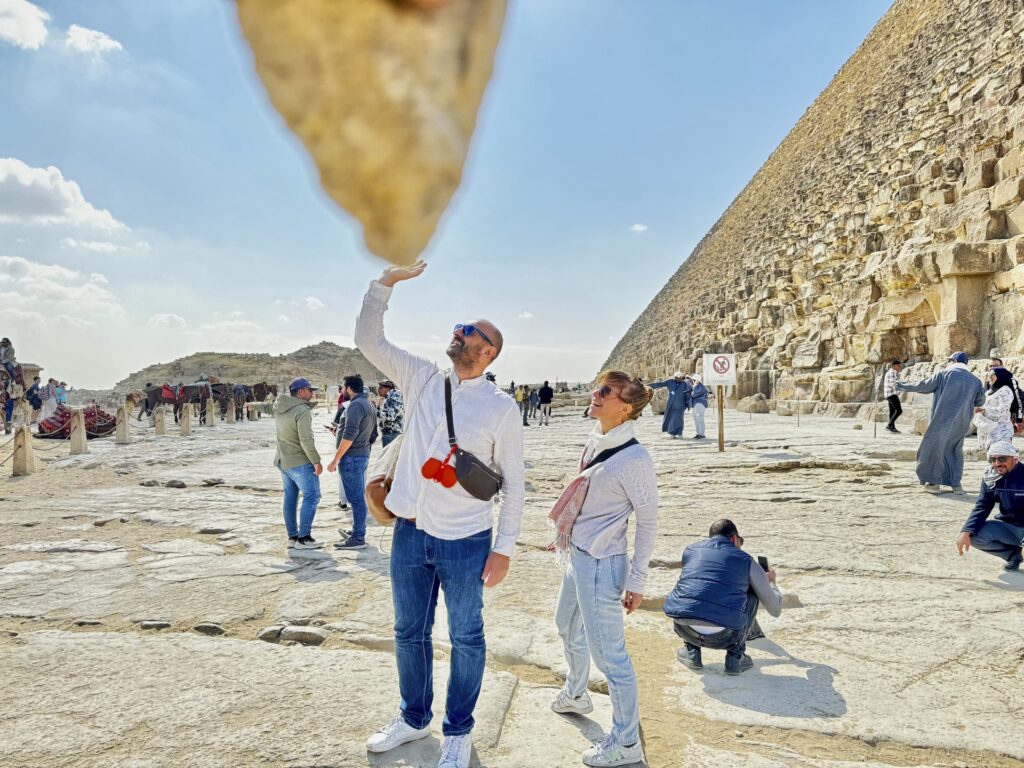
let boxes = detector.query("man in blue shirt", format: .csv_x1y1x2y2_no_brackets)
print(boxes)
957,441,1024,571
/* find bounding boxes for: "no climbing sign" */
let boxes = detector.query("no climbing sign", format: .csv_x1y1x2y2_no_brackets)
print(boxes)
703,353,737,386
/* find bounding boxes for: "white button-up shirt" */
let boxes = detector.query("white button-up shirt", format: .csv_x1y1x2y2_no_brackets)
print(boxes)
354,281,525,557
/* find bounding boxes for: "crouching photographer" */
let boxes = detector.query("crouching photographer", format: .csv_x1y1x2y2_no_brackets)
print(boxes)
663,519,782,675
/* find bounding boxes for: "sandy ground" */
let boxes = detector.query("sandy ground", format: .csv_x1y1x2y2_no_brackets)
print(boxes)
1,403,1022,768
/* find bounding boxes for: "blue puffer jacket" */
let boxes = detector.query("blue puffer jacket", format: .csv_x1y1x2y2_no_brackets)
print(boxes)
690,383,709,408
663,535,752,631
963,462,1024,534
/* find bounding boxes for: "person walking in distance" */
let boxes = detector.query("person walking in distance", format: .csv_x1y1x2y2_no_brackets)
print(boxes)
689,374,709,439
884,359,904,433
538,380,554,426
529,386,540,419
650,371,691,438
354,259,525,768
258,377,323,549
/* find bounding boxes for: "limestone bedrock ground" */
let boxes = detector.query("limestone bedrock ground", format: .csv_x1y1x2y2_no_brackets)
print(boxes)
1,406,1022,768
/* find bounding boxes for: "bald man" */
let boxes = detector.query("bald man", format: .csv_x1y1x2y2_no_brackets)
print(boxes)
353,260,524,768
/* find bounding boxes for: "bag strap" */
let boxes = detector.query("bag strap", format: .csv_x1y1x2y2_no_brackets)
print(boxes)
444,374,458,448
583,438,639,470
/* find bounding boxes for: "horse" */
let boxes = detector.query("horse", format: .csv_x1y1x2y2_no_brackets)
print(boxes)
141,384,225,424
250,382,278,419
231,384,254,420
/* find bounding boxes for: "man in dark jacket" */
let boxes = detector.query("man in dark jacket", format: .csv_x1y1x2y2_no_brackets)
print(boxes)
328,374,378,550
538,380,554,426
663,519,782,675
957,441,1024,571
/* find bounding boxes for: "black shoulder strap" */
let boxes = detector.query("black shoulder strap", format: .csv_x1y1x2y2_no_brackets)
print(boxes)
444,374,457,447
584,438,639,470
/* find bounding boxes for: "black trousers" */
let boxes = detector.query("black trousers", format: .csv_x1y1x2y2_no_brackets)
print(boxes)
673,592,760,659
886,395,902,429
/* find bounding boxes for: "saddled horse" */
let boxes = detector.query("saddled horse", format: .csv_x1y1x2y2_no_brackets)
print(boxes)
141,384,227,424
249,382,278,419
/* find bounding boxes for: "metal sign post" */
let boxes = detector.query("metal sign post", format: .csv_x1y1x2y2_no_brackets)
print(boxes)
703,353,737,453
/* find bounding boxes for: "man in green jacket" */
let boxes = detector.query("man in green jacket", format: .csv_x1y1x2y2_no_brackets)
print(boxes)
260,377,324,549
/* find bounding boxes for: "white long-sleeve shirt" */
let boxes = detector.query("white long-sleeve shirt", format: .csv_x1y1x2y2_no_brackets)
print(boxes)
884,368,899,398
354,281,525,557
571,421,658,595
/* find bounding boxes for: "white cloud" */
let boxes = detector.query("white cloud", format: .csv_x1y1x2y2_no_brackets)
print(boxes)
304,296,325,310
65,24,122,56
0,0,49,50
277,314,290,323
0,255,123,320
148,313,186,329
516,311,535,320
0,158,126,230
54,314,95,328
629,223,648,233
62,237,120,252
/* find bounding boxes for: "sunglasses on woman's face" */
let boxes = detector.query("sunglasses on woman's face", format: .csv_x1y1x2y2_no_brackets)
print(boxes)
453,323,495,348
593,385,620,400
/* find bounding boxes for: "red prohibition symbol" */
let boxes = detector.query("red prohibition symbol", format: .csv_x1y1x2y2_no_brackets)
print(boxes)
712,356,731,374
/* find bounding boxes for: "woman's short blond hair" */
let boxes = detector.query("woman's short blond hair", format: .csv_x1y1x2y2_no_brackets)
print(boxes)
596,370,654,421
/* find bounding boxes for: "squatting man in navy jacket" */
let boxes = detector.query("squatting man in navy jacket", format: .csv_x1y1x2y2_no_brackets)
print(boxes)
957,440,1024,571
663,519,782,675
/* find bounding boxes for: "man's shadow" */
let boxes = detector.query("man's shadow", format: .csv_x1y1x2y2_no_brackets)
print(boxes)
699,638,846,718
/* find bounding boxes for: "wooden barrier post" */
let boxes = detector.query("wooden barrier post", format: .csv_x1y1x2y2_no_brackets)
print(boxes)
115,404,130,445
206,398,217,428
180,404,192,435
154,405,166,436
69,408,88,455
12,424,34,476
717,385,725,453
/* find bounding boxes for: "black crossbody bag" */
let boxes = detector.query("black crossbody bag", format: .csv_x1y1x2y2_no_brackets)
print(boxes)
445,376,503,501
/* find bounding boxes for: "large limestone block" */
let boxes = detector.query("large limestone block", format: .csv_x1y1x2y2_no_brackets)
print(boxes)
934,242,1000,277
737,394,771,413
236,0,508,265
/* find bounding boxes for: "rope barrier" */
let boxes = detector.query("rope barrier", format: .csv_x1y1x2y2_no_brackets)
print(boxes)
0,434,15,451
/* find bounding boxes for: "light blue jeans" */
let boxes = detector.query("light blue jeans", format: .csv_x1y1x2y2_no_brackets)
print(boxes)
555,545,640,746
280,463,321,539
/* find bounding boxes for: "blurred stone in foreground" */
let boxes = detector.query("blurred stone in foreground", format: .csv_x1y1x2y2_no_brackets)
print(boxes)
236,0,507,265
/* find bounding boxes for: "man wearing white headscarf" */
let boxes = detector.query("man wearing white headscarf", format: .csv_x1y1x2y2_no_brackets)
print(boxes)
689,374,709,439
957,441,1024,571
650,371,691,438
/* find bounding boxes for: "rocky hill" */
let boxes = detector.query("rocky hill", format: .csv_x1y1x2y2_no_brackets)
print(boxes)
605,0,1024,410
112,342,385,394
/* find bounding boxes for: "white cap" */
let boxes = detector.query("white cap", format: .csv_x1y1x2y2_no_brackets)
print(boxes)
673,370,684,378
987,441,1019,458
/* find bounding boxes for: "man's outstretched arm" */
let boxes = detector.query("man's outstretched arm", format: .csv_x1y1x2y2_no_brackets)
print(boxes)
353,260,435,393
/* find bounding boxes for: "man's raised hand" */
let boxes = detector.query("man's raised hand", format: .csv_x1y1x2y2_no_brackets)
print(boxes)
380,260,427,287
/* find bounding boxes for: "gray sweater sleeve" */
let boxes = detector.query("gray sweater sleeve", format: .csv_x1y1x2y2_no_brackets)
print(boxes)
748,561,783,617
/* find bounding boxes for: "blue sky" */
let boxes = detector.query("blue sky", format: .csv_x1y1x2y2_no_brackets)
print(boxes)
0,0,892,388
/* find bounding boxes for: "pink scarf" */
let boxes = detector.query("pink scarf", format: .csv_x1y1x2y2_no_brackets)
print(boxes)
548,448,592,556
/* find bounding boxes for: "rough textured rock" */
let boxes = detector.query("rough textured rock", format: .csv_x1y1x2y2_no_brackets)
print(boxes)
605,0,1024,405
737,394,771,414
236,0,507,265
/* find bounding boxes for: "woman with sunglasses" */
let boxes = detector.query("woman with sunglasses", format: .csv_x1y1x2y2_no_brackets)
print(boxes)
549,370,657,767
974,367,1016,452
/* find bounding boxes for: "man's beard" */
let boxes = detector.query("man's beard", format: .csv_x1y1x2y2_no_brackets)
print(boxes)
446,338,480,367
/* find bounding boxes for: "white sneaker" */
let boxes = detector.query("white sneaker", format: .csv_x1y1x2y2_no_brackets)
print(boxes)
922,483,942,494
582,735,644,767
437,733,472,768
550,687,594,715
365,715,431,753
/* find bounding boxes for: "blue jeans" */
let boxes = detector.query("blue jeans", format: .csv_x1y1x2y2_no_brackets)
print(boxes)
555,546,640,746
280,463,321,538
391,518,491,736
382,430,400,448
339,454,369,539
673,591,760,658
971,520,1024,564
